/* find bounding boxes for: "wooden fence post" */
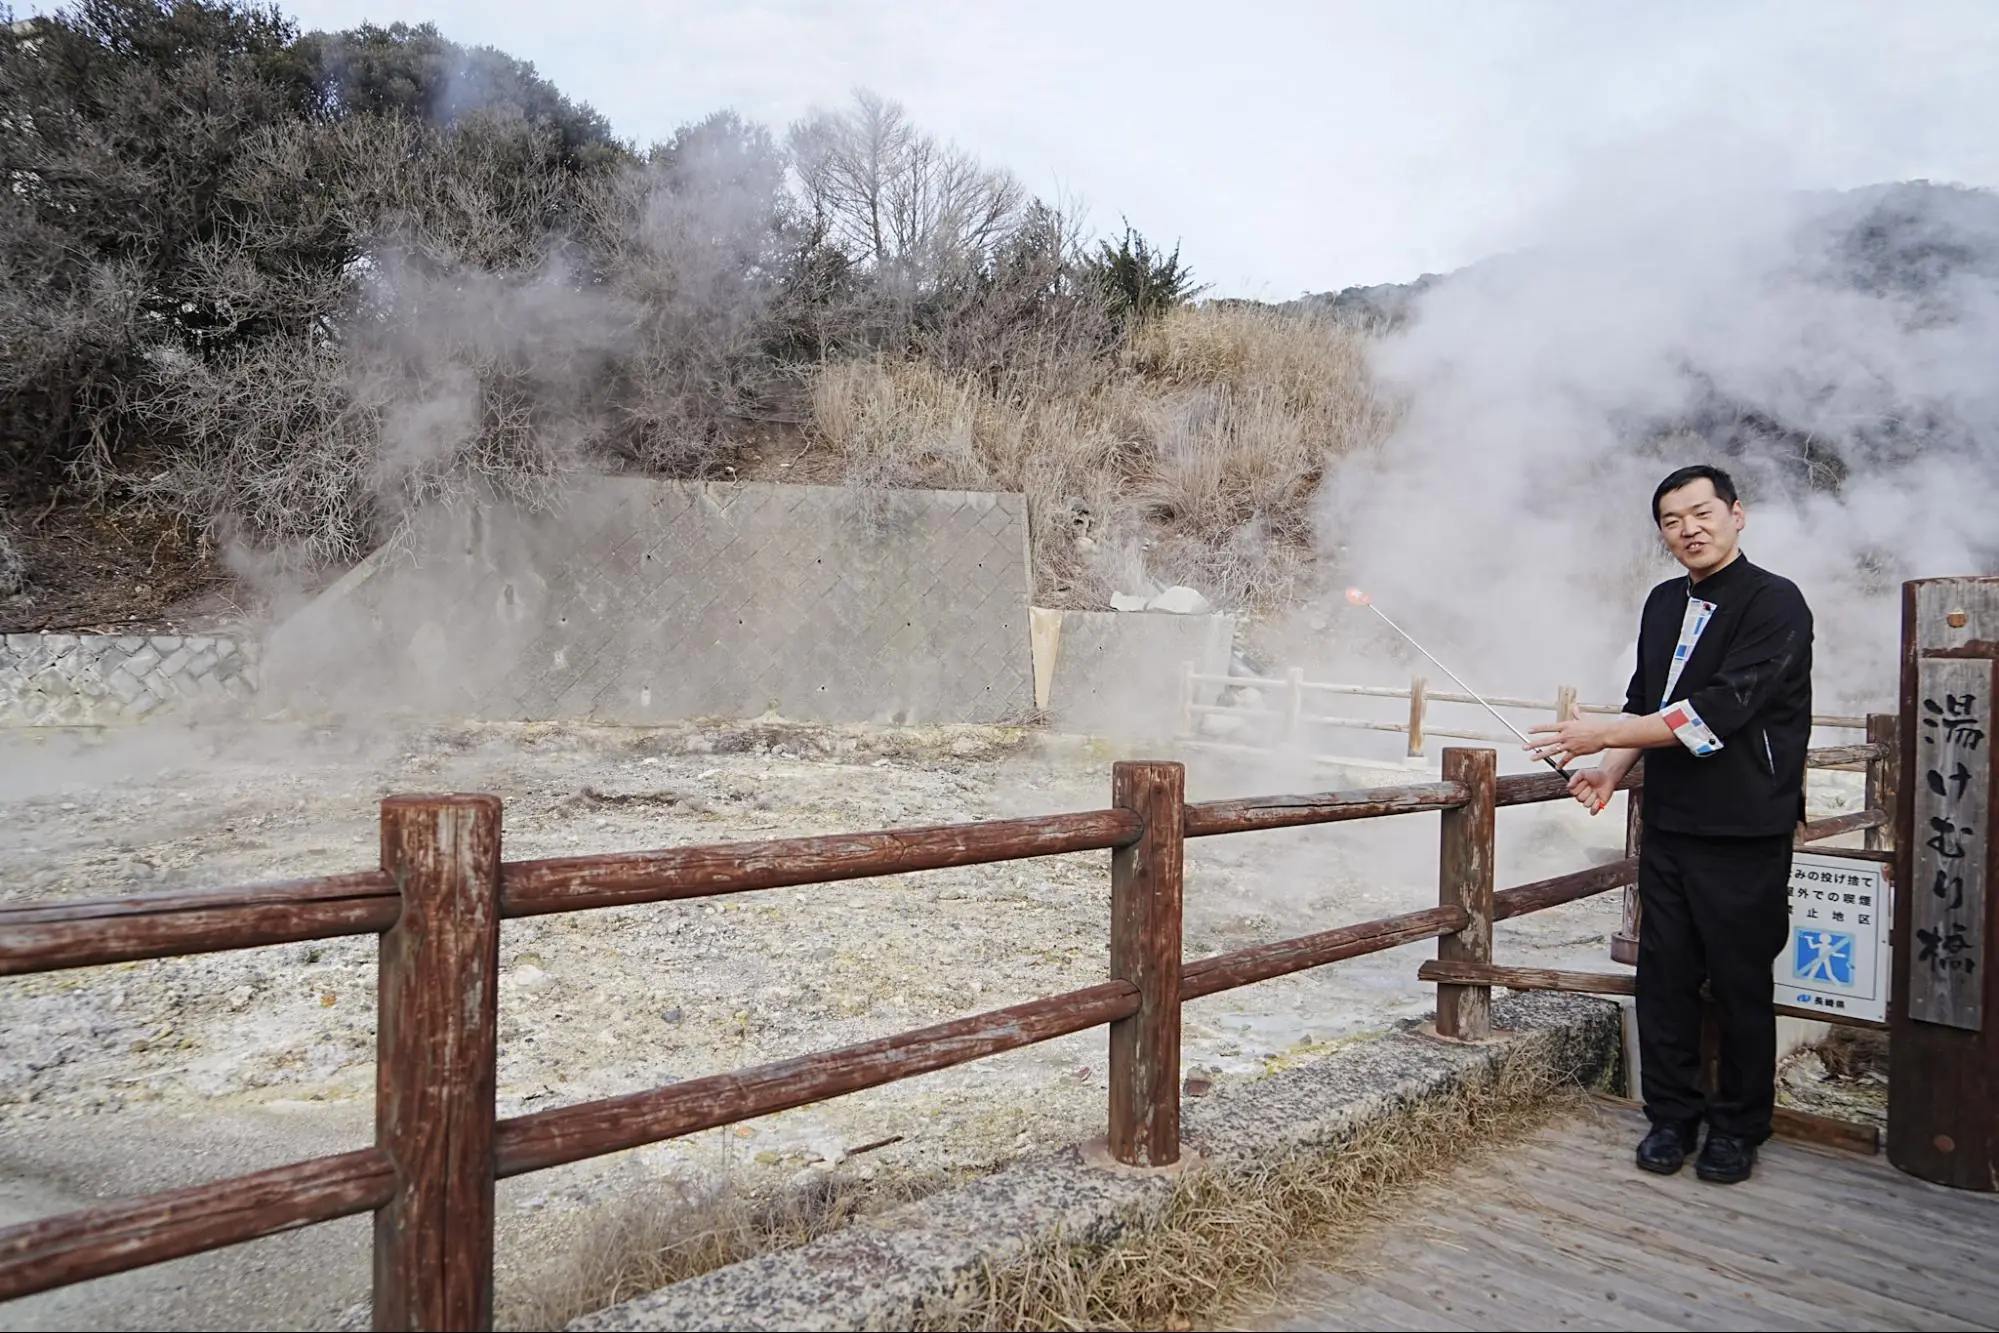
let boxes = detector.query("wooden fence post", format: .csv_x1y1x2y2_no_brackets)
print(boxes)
1436,748,1497,1039
1407,676,1428,758
374,795,503,1332
1865,712,1898,851
1109,761,1185,1167
1611,792,1644,967
1555,684,1579,723
1285,668,1305,743
1888,577,1999,1191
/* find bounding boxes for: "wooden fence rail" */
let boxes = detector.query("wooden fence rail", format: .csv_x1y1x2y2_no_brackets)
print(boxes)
0,728,1897,1327
1179,664,1879,758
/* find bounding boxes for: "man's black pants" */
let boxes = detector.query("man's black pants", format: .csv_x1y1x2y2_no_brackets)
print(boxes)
1636,825,1793,1143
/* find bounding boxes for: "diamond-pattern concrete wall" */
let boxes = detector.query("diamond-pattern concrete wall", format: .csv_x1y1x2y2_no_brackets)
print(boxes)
0,633,258,726
265,477,1037,726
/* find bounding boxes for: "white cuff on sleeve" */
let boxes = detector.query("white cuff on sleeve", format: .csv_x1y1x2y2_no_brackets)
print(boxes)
1662,701,1724,756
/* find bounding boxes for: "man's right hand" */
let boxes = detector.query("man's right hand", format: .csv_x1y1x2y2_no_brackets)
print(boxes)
1567,767,1616,814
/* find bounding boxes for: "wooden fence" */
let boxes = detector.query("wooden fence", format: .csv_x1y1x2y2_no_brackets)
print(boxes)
0,730,1897,1329
1178,664,1875,758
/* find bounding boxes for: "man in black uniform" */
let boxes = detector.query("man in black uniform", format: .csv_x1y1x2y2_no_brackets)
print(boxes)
1527,464,1813,1184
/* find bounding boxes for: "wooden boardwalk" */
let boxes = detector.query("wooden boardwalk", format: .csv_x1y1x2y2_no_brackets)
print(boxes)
1255,1104,1999,1332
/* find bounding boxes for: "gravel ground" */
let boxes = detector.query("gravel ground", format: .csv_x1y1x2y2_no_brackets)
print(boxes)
0,718,1863,1329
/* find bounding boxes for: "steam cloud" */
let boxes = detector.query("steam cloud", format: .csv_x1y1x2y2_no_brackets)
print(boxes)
1316,178,1999,717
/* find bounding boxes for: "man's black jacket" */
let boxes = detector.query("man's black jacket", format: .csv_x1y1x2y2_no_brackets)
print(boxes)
1624,556,1814,838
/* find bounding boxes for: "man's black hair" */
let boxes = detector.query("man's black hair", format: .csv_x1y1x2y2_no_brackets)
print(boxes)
1652,464,1740,524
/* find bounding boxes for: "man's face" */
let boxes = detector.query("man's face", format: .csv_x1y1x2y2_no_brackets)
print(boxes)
1656,478,1745,577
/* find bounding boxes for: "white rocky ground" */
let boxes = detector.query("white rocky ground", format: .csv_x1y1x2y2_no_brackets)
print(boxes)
0,718,1864,1330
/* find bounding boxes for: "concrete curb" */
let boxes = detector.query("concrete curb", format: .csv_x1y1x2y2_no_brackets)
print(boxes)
568,992,1622,1332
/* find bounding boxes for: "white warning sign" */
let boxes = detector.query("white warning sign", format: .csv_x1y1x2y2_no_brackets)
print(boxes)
1775,851,1891,1024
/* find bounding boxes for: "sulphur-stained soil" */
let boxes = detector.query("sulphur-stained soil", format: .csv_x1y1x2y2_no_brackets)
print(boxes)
0,718,1863,1330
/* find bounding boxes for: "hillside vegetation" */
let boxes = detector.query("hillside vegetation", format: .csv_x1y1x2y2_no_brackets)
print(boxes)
0,1,1393,627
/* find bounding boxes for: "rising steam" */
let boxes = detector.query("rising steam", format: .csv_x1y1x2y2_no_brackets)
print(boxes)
1317,179,1999,714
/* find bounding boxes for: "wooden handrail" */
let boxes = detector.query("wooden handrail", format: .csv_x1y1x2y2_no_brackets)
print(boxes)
501,809,1143,916
1483,807,1887,924
495,981,1141,1177
1490,742,1875,810
1183,781,1465,836
1415,960,1892,1033
1495,768,1633,809
0,1148,395,1303
1180,904,1467,1001
0,872,399,976
1796,808,1888,841
1420,960,1634,996
0,871,395,925
1795,743,1885,769
1492,858,1639,921
1181,667,1878,731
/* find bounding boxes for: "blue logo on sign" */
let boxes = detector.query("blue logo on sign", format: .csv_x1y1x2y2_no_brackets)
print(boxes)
1793,929,1855,987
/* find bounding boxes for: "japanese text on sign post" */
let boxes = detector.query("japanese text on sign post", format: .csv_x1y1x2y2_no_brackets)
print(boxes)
1779,853,1890,1023
1910,662,1988,1030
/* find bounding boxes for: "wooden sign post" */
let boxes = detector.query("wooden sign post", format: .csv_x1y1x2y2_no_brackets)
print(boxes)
1888,577,1999,1191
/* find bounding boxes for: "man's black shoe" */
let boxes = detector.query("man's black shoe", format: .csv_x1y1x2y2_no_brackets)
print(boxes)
1695,1132,1757,1183
1635,1119,1701,1175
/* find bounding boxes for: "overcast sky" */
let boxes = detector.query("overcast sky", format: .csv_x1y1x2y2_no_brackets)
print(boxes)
225,2,1999,296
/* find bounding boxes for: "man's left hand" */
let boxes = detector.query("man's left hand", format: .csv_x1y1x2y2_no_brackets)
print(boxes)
1525,716,1618,768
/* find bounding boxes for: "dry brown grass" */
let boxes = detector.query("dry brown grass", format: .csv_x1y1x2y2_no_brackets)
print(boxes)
1125,303,1391,447
1773,1027,1889,1131
917,1051,1580,1333
498,1165,958,1332
807,304,1399,613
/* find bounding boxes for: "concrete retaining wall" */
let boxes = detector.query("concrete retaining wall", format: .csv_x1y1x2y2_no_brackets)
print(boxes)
0,482,1249,736
0,633,257,726
262,477,1037,728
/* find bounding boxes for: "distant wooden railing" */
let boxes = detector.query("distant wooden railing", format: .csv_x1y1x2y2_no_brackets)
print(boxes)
0,732,1895,1329
1178,664,1877,759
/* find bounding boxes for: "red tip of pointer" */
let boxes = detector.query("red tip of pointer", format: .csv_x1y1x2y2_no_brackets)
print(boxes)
1345,588,1372,607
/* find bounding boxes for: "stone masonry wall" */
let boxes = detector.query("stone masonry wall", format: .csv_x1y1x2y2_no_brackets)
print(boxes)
0,633,258,726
